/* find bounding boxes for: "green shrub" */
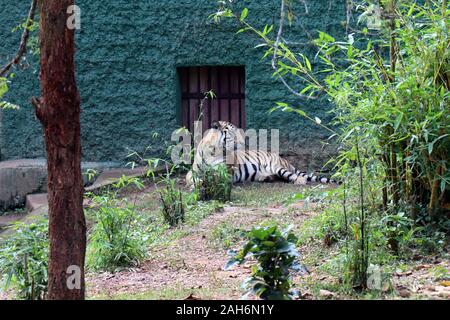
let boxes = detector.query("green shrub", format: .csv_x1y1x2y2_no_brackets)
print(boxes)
158,178,185,227
294,187,349,246
226,225,305,300
194,164,232,202
0,219,48,300
87,197,148,272
379,212,417,255
214,0,450,292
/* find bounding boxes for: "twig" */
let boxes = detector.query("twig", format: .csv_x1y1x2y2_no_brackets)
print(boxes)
272,0,315,100
300,0,309,14
0,0,38,77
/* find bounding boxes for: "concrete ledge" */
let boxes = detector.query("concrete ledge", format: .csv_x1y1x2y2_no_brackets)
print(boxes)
0,161,165,237
0,159,48,211
85,166,152,191
0,159,120,211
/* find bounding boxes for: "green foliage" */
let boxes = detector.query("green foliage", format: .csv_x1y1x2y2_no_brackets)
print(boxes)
430,265,450,281
87,195,148,272
226,225,304,300
185,200,223,226
214,0,450,292
379,212,417,255
141,158,188,227
194,164,232,202
1,16,39,110
0,75,19,110
86,176,148,272
0,219,48,300
297,205,347,247
83,168,99,185
12,16,40,55
158,177,185,227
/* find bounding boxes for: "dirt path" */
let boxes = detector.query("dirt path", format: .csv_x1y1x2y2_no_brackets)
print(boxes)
2,181,448,300
87,202,314,300
86,194,450,300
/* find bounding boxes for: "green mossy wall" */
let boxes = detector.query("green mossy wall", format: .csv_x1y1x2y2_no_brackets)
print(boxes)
0,0,347,169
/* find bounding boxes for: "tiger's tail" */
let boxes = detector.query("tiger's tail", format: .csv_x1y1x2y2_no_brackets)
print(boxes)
295,170,341,185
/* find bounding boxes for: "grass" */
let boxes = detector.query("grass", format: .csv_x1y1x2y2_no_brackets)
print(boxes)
2,176,447,300
209,221,244,249
230,183,307,207
0,207,27,217
89,285,239,300
89,286,193,300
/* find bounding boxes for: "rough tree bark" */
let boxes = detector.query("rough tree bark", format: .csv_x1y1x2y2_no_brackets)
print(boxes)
32,0,86,300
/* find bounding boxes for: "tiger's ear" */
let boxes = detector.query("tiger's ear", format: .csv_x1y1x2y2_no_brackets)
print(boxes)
211,120,219,129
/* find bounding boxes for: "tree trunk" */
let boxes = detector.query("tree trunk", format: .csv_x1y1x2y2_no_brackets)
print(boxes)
429,165,443,218
33,0,86,300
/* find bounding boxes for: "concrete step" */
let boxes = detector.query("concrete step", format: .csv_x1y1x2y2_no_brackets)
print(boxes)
0,159,120,211
85,165,164,191
0,163,165,239
26,193,48,212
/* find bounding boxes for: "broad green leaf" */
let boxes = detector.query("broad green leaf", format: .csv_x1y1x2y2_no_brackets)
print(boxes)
240,8,248,22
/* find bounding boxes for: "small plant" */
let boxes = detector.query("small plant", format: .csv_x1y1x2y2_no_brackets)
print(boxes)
143,158,187,227
87,195,148,272
0,219,48,300
83,168,98,186
379,212,417,255
194,164,232,202
158,178,185,227
226,224,305,300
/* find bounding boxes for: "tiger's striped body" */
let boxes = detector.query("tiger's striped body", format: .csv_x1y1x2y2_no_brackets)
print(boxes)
186,121,336,188
229,149,333,184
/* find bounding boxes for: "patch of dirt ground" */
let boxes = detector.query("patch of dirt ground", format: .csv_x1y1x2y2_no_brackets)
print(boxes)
86,200,315,300
2,181,448,300
85,182,449,300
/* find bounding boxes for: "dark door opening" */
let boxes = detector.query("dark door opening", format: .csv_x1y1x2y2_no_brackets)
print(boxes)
178,66,246,133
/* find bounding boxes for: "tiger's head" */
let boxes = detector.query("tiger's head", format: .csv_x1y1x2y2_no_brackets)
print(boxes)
187,120,243,188
210,120,245,152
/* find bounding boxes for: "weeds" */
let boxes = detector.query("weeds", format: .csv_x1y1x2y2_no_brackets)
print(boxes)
86,176,148,272
194,164,232,202
209,222,243,249
87,196,148,272
158,178,185,227
0,219,48,300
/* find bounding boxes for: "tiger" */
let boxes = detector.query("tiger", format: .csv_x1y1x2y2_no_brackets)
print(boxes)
186,120,337,188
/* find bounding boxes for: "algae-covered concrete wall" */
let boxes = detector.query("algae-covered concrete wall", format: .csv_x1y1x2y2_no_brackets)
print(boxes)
0,0,347,169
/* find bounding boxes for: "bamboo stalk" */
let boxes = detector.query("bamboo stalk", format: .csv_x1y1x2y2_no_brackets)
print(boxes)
428,165,443,217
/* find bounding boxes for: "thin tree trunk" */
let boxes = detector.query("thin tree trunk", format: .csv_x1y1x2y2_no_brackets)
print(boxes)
390,145,400,206
429,165,443,218
32,0,86,300
387,0,401,206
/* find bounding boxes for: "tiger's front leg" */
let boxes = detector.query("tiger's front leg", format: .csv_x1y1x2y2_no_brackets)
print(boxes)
276,167,308,185
293,175,308,185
